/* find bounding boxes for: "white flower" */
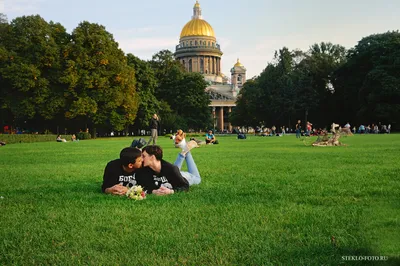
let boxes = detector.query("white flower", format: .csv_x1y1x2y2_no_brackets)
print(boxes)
126,185,146,200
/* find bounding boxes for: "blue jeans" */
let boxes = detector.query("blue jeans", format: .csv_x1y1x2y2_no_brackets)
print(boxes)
296,129,301,138
174,152,201,185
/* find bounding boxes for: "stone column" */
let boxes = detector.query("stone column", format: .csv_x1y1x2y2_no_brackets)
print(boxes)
212,107,216,131
219,107,224,131
213,57,216,74
205,56,208,74
210,56,212,74
228,107,232,132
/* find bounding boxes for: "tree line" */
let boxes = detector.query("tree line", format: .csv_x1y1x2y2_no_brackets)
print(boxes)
0,14,211,136
230,32,400,131
1,14,399,135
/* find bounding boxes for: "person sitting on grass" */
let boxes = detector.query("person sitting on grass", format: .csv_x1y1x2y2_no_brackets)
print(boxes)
171,129,187,149
102,147,148,195
189,137,206,145
205,130,217,144
71,134,78,142
141,143,200,196
56,135,67,142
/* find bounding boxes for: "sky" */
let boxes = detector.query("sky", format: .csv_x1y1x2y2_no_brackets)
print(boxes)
1,0,400,79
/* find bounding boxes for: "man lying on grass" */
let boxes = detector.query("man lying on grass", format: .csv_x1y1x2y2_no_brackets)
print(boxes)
102,147,148,195
141,144,201,196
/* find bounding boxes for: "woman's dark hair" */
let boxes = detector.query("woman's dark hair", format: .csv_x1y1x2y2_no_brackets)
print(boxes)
142,145,163,161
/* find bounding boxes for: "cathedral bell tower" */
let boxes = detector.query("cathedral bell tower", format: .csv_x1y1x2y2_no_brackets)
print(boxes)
231,58,247,90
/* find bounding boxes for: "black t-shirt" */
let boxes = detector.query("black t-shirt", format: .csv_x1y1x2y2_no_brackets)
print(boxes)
150,118,159,129
101,159,149,193
141,160,189,194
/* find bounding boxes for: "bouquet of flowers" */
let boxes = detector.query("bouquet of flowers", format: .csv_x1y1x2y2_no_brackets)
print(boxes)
126,185,146,200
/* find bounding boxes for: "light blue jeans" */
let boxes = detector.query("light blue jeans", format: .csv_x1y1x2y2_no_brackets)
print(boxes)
174,152,201,185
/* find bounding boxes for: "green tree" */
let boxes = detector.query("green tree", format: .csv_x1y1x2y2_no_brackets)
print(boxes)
177,72,211,130
230,79,263,130
0,15,67,130
61,21,139,133
126,54,159,132
304,42,346,126
0,13,10,128
150,50,210,131
260,48,300,127
335,31,400,126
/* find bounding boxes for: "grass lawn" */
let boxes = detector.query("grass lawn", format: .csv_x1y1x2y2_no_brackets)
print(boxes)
0,134,399,265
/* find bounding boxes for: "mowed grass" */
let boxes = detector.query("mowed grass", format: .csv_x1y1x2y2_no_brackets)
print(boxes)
0,134,399,265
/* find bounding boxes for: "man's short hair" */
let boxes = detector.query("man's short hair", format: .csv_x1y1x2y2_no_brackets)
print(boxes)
120,147,142,166
142,145,163,161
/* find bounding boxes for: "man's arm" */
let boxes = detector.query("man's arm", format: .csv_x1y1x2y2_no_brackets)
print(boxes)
102,162,128,195
105,185,128,195
153,164,189,196
153,186,174,195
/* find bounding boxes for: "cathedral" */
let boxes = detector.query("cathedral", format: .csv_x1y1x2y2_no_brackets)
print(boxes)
174,0,247,132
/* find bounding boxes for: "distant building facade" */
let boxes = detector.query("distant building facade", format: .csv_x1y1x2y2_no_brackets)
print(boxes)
174,1,247,132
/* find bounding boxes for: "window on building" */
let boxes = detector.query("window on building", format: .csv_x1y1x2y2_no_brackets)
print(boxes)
200,58,204,73
189,59,192,72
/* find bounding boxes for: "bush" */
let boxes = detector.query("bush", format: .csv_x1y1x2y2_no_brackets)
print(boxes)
0,134,73,144
77,132,91,140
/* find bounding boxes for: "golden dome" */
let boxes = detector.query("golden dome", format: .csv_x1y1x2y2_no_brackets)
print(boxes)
194,0,200,7
180,19,215,38
234,58,243,67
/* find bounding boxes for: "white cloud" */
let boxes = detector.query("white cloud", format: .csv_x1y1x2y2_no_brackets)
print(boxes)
3,0,46,14
112,26,172,35
217,37,232,51
116,36,178,56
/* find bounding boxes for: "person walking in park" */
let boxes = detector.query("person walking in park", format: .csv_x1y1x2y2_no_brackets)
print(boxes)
148,114,160,145
141,143,200,196
295,120,302,138
306,121,313,136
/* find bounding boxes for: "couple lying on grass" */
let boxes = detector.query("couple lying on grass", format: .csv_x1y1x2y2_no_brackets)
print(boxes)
102,141,200,196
